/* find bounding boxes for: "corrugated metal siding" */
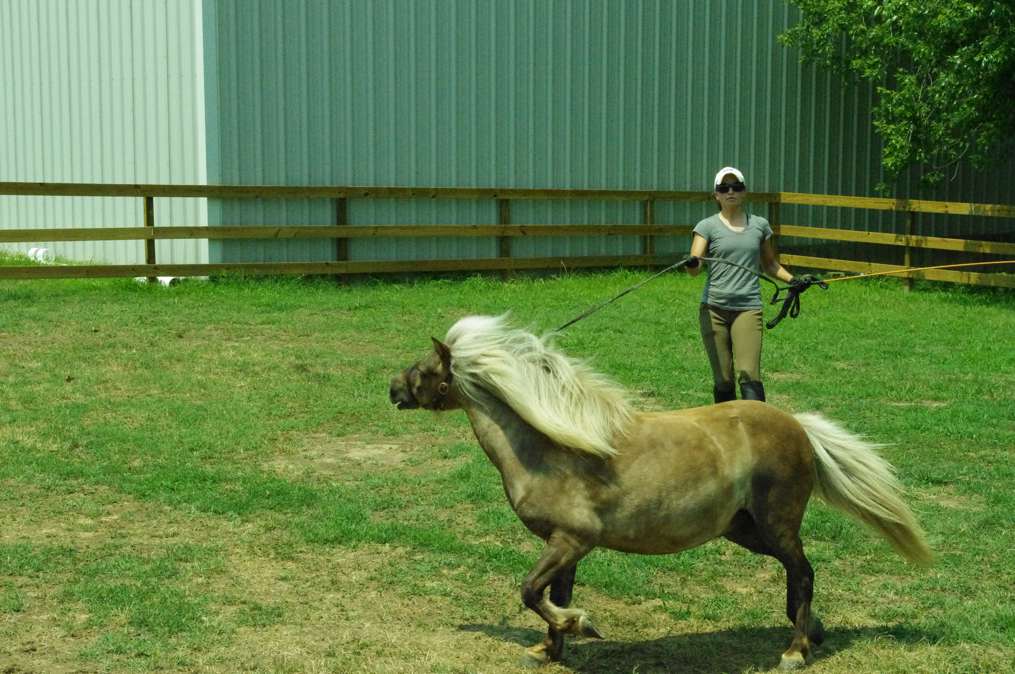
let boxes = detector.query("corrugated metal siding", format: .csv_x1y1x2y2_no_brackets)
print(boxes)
0,0,208,264
204,0,1015,266
4,1,1011,267
201,0,716,262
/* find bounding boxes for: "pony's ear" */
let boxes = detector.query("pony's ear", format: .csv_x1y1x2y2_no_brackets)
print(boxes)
431,337,452,369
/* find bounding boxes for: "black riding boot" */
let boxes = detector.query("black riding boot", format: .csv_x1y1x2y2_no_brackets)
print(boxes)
739,381,766,402
713,384,736,404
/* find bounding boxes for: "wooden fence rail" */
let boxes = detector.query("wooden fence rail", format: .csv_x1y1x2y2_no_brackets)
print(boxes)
0,224,695,242
0,182,1012,288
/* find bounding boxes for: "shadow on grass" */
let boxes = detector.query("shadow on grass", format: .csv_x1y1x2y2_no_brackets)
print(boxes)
460,621,935,673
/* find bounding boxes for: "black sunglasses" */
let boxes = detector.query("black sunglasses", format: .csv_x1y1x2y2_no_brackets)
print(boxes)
715,182,746,193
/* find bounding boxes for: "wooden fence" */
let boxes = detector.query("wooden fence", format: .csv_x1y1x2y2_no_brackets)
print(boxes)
0,182,1013,288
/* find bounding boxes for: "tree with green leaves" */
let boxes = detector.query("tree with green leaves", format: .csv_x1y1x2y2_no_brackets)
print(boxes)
781,1,1015,186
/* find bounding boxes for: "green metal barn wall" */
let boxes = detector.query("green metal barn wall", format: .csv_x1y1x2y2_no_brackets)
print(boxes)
202,0,1014,266
0,0,209,264
2,1,1011,267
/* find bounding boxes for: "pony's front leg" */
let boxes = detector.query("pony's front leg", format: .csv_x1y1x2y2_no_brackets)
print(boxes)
520,532,598,665
528,564,577,663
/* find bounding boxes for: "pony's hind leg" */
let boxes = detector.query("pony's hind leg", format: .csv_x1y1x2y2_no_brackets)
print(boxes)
520,533,596,665
773,535,818,670
724,509,823,669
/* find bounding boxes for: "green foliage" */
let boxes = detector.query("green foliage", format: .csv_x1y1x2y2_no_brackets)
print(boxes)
781,1,1015,185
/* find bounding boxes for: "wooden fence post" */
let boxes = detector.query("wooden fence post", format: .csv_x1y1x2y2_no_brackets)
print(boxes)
497,198,511,279
334,197,348,283
904,210,915,291
642,198,655,266
144,195,156,283
767,199,781,254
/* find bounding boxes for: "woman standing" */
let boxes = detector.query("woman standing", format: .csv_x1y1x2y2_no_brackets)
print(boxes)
685,167,798,403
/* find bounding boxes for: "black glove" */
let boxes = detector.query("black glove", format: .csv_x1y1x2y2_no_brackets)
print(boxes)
768,274,827,329
684,255,701,270
789,273,821,289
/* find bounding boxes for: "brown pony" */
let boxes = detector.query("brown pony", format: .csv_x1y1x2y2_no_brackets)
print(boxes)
388,315,931,669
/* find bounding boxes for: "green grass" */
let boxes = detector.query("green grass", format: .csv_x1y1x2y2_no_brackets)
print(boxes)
0,255,1013,672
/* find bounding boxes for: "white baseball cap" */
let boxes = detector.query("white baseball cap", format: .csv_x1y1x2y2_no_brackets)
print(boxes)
713,166,745,188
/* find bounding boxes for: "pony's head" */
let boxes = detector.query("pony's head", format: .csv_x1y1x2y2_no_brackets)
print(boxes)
389,336,460,411
390,314,633,459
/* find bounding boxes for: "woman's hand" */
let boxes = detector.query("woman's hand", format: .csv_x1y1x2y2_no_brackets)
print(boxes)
790,274,822,289
687,234,708,276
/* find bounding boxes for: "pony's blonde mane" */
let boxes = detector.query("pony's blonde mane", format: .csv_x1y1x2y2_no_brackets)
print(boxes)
445,314,634,459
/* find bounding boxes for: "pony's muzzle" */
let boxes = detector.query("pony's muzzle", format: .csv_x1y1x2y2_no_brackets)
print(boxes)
389,373,419,409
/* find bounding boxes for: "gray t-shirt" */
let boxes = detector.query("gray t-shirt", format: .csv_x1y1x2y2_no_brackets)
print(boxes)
692,213,772,310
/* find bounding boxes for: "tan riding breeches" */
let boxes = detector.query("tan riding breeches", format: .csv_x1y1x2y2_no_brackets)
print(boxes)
698,304,763,387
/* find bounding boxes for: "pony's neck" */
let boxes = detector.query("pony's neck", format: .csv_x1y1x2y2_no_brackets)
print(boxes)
459,388,552,506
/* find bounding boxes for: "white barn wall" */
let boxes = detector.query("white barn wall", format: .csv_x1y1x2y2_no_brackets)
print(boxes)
0,0,208,264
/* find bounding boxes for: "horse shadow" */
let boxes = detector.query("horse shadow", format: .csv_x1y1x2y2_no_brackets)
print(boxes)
459,621,936,673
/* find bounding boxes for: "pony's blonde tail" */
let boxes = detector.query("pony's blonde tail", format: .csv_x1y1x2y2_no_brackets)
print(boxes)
795,412,932,565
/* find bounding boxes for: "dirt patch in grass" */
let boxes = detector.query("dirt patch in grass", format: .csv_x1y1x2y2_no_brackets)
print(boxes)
264,428,478,482
205,546,554,673
886,400,949,409
915,484,986,512
210,544,803,674
0,484,226,673
265,433,413,479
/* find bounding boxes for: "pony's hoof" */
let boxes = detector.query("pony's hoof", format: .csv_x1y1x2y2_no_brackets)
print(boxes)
520,645,550,668
578,614,604,639
808,617,825,645
779,652,807,670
